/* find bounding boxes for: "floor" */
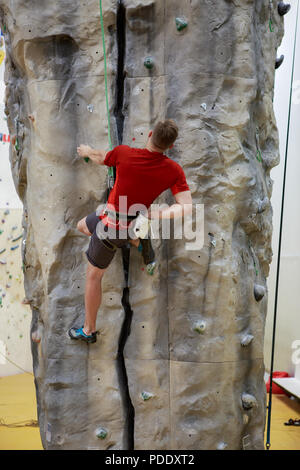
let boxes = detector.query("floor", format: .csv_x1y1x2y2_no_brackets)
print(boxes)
0,373,299,450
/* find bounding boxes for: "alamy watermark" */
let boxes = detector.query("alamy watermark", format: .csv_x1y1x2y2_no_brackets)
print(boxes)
95,197,205,251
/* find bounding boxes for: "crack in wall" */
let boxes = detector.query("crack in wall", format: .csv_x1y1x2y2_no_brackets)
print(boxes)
113,0,135,450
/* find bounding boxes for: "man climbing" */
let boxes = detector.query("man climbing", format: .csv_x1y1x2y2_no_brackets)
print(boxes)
68,119,192,343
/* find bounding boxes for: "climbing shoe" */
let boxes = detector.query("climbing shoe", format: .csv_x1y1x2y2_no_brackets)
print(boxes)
68,326,97,344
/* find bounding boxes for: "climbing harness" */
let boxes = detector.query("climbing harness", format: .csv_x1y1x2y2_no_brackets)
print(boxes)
265,0,299,450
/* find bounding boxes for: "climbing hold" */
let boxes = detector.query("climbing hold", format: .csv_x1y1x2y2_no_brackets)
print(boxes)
4,209,9,215
31,331,41,343
256,149,262,162
241,334,254,347
28,114,35,123
254,284,265,301
14,137,20,151
243,414,249,425
257,196,269,213
144,57,154,70
175,17,188,32
241,393,258,410
95,427,107,439
0,248,5,254
275,54,284,69
193,320,206,334
278,1,291,16
84,157,90,163
12,233,23,242
146,261,156,276
10,245,19,251
0,259,6,265
242,434,251,450
141,391,153,401
11,225,17,231
87,104,94,113
22,297,31,305
200,102,207,111
217,442,228,450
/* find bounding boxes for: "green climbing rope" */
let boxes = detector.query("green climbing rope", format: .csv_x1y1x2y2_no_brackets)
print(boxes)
99,0,114,188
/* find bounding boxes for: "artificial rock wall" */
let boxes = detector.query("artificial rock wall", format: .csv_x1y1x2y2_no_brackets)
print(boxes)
0,0,286,450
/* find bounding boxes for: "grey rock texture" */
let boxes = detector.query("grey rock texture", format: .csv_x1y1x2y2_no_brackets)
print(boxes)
0,0,284,449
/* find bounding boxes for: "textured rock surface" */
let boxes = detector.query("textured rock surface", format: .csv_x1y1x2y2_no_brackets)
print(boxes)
0,0,285,449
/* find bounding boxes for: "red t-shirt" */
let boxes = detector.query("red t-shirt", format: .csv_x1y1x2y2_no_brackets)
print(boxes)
103,145,189,215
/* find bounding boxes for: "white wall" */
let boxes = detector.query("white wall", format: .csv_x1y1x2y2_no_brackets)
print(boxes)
264,0,300,377
0,32,32,376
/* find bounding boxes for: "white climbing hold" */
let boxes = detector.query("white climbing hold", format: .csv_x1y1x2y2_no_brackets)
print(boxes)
217,441,228,450
87,104,94,113
241,334,254,347
254,284,265,301
241,393,258,410
201,102,207,111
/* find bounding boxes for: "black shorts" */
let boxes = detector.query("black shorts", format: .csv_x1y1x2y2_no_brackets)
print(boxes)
85,212,132,269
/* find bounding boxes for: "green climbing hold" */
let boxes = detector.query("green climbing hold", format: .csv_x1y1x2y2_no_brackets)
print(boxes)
84,157,90,163
269,18,274,32
144,57,154,70
95,427,107,439
146,261,156,276
0,248,6,255
15,138,20,151
141,391,153,401
256,149,262,163
175,17,188,32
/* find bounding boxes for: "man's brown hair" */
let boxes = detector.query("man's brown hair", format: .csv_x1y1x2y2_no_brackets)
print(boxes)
152,119,178,151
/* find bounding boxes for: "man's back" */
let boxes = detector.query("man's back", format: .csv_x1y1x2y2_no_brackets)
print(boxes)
104,145,189,214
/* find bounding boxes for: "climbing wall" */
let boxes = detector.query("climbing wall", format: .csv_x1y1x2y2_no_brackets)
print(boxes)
0,0,287,449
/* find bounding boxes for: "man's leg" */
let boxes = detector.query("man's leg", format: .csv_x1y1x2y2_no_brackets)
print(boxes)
77,217,92,236
83,261,106,335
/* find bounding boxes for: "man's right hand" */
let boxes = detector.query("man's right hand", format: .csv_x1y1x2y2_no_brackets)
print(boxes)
77,144,92,158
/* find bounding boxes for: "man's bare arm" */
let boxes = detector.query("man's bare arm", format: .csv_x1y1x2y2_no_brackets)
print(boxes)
77,144,108,165
149,190,193,220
